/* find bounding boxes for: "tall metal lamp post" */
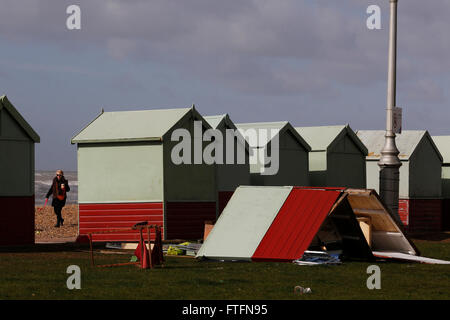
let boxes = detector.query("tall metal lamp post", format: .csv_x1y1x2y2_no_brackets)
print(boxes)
378,0,402,222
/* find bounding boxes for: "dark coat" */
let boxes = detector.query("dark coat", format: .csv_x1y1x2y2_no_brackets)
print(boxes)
46,176,70,207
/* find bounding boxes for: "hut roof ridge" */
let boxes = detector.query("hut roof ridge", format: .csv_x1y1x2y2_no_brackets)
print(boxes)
0,95,40,143
356,129,442,161
71,107,193,143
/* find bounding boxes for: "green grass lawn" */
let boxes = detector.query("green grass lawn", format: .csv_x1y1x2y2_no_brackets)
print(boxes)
0,240,449,300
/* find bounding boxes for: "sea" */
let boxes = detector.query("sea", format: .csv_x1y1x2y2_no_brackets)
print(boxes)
35,170,78,206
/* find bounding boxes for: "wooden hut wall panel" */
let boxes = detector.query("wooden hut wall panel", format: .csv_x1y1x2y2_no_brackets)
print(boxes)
218,191,235,216
165,202,216,240
77,143,164,204
262,132,309,187
409,137,442,198
408,199,442,234
399,199,442,233
79,202,164,241
442,199,450,231
0,140,34,197
327,135,367,189
0,196,34,245
162,119,216,202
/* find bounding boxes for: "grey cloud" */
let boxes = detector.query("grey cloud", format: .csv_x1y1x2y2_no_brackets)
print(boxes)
0,0,449,98
401,78,446,104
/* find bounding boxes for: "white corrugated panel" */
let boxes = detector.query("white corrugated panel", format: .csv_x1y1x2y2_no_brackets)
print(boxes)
196,186,292,261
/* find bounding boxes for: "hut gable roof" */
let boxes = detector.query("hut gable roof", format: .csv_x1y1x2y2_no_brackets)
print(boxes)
432,136,450,164
0,95,40,143
204,114,228,130
235,121,311,152
295,124,367,155
71,106,202,144
204,114,251,154
357,130,443,162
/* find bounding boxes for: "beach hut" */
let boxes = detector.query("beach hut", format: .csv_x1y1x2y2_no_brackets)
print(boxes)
357,130,443,234
197,186,419,262
431,136,450,231
204,114,251,216
0,95,40,245
235,121,311,186
71,106,217,241
295,125,367,188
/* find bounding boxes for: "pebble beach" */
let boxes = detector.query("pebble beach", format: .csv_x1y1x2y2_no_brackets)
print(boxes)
35,204,78,242
35,171,78,242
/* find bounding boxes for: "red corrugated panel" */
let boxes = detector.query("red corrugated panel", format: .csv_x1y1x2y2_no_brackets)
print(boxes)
79,202,163,242
165,202,216,240
0,196,35,245
252,188,342,262
218,191,234,216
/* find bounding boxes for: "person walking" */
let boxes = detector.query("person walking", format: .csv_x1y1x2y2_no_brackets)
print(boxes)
46,170,71,228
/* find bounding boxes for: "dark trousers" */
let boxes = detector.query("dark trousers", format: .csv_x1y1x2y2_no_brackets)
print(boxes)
54,205,64,225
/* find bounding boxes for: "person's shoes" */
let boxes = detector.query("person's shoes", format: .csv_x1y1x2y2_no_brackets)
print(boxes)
54,224,60,228
61,218,64,226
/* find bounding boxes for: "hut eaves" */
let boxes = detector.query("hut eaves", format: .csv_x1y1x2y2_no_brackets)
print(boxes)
432,136,450,165
71,106,207,144
0,95,40,143
356,130,443,162
296,124,367,154
235,121,311,151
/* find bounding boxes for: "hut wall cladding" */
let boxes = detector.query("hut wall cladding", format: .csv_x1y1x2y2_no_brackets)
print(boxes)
442,199,450,231
399,199,442,234
218,191,235,216
165,202,216,240
0,196,35,245
79,202,164,241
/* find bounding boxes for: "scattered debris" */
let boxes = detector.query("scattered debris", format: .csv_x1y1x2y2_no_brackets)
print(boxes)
203,221,215,241
166,242,203,256
294,286,312,294
293,251,341,266
105,242,122,250
167,245,185,256
372,251,450,264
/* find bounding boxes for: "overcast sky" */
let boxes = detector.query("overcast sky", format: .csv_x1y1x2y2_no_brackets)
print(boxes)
1,0,449,171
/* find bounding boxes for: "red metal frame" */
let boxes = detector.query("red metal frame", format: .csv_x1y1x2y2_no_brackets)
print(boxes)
87,223,164,269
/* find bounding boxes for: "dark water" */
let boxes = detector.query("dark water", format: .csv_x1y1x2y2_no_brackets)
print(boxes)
35,171,78,206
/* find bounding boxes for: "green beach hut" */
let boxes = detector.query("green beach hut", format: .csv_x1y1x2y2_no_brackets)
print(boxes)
71,106,217,241
235,121,311,187
0,95,40,245
204,114,251,216
295,125,367,188
431,135,450,231
357,130,442,234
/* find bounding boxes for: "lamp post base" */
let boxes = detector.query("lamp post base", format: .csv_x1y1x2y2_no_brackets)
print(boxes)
379,165,403,226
